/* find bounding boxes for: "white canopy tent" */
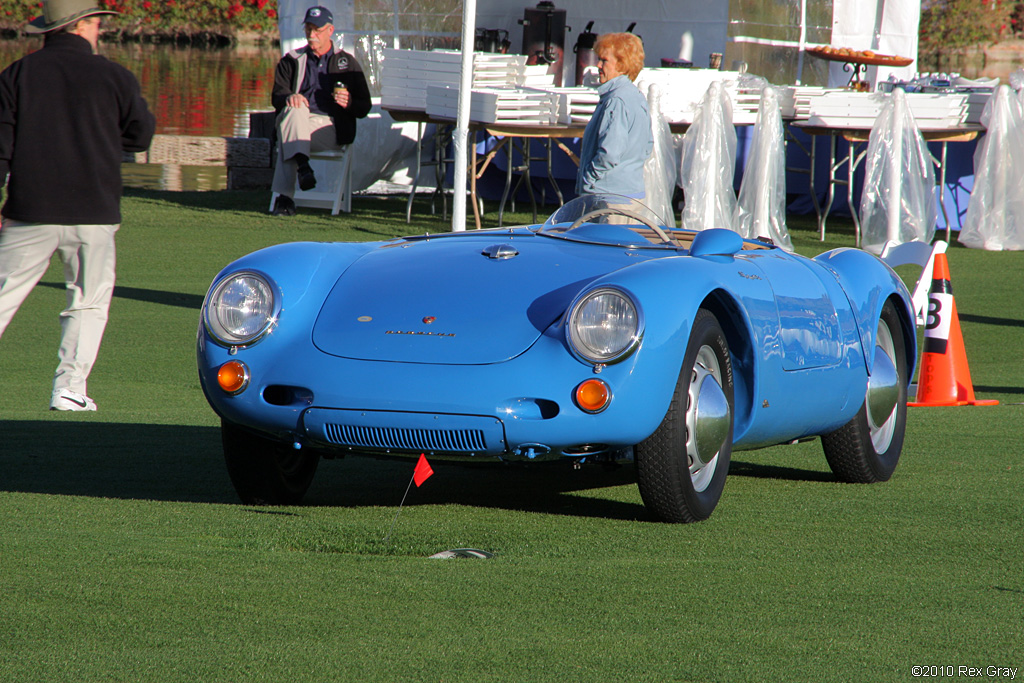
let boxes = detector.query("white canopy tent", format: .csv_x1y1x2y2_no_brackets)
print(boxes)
473,0,920,87
829,0,921,85
475,1,730,79
276,0,922,230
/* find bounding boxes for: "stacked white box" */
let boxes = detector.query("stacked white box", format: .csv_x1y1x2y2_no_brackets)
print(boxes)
382,48,527,111
960,92,991,124
518,64,557,88
805,91,987,128
527,86,599,124
779,86,831,120
731,89,763,125
634,68,769,125
426,85,556,125
473,53,528,87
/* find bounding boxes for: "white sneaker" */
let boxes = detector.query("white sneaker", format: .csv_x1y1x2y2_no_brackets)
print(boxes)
50,388,97,412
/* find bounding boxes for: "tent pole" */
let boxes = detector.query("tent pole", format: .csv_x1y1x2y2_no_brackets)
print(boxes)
392,0,400,48
451,0,477,232
795,0,807,85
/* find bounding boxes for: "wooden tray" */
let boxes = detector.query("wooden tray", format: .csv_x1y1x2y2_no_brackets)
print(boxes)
807,47,913,67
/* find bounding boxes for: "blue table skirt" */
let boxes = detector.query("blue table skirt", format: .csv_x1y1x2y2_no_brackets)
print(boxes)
458,126,978,232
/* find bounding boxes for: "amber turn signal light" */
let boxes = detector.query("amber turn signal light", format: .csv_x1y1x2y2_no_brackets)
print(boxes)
217,361,250,394
575,378,610,413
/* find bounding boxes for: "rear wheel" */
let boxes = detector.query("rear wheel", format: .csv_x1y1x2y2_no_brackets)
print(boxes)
635,309,734,522
821,300,908,482
222,420,319,504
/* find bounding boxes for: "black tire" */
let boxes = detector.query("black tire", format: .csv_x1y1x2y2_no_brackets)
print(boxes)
636,308,734,523
821,300,908,483
222,420,320,504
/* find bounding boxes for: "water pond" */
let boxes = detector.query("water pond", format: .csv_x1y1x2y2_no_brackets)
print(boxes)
0,38,280,190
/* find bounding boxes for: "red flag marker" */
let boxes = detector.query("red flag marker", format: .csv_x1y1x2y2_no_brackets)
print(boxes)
384,454,435,543
413,454,434,487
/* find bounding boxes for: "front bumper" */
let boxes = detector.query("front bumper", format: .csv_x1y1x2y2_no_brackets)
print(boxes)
198,325,680,463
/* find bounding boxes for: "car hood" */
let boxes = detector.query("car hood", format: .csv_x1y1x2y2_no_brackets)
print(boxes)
311,232,634,364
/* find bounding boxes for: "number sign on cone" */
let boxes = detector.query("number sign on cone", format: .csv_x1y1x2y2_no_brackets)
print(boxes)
909,253,998,407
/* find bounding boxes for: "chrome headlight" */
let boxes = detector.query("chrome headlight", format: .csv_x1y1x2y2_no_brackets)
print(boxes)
567,287,642,364
203,271,280,347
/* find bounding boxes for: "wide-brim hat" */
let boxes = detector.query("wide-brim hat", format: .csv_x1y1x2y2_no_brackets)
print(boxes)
25,0,118,34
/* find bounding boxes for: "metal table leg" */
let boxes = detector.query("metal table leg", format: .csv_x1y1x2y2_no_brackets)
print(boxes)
820,135,840,240
405,121,424,223
498,137,538,226
544,137,564,207
938,141,952,243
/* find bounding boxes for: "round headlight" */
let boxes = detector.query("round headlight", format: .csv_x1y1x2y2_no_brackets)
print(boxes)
567,288,641,364
204,271,279,347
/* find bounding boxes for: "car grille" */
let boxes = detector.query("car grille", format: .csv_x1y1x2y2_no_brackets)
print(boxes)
324,424,488,453
302,407,506,456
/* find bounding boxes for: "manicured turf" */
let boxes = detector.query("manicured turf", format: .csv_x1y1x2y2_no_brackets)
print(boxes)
1,190,1021,682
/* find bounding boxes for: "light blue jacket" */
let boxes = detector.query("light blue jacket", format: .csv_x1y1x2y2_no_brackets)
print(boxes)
575,75,653,198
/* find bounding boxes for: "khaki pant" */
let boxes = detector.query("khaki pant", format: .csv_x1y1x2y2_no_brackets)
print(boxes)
0,219,118,396
271,107,341,196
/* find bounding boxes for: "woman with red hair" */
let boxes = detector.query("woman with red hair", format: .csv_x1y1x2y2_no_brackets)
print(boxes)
576,32,653,199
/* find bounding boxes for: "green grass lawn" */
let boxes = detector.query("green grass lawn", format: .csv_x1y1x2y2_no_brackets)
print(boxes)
1,191,1021,682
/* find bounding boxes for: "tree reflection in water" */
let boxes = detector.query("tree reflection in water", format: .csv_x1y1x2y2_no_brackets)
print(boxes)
0,39,282,189
0,39,280,137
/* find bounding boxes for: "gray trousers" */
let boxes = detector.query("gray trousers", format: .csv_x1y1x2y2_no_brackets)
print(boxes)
0,219,118,396
271,107,341,196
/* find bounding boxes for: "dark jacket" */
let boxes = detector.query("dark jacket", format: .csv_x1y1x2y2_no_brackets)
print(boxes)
272,46,372,146
0,32,155,225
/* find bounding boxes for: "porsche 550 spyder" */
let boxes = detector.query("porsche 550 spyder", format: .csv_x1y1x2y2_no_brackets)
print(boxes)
197,194,915,523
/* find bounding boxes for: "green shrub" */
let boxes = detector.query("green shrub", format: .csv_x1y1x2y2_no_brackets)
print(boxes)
919,0,1015,57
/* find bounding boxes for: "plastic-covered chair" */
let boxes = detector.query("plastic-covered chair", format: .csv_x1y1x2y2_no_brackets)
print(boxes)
859,88,937,254
958,85,1024,251
679,81,736,232
734,86,793,251
641,84,677,228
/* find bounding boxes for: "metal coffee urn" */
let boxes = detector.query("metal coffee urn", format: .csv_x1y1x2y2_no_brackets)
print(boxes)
573,20,598,86
520,1,568,86
475,28,510,53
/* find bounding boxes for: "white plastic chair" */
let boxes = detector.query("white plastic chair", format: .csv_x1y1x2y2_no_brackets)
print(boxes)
879,239,948,325
269,146,353,215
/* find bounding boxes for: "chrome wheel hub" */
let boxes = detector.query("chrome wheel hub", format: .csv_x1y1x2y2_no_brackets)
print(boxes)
867,321,899,452
686,345,731,492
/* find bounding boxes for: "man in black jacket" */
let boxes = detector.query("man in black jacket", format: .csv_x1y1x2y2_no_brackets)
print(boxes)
270,5,372,216
0,0,155,411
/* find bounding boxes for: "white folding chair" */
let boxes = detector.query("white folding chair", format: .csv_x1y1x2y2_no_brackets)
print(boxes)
269,146,353,215
879,239,948,325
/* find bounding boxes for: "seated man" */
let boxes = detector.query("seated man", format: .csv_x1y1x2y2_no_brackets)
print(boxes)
270,5,372,216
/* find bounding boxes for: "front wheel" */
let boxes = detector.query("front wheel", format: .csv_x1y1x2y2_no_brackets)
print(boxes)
635,308,734,523
821,300,908,482
222,420,320,504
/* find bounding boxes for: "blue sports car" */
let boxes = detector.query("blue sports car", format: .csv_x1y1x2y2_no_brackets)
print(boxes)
197,194,915,523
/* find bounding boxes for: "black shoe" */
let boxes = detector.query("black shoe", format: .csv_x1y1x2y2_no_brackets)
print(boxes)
270,195,296,216
296,162,317,191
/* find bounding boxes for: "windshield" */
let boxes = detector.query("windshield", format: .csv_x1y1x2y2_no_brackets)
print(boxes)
537,194,682,248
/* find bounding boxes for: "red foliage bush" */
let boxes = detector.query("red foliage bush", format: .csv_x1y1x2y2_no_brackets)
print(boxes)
0,0,278,40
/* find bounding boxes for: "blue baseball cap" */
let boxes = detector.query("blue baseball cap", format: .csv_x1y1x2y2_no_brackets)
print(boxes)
303,6,333,28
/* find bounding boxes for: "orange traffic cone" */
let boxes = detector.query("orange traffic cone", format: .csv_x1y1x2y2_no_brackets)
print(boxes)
909,252,998,407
